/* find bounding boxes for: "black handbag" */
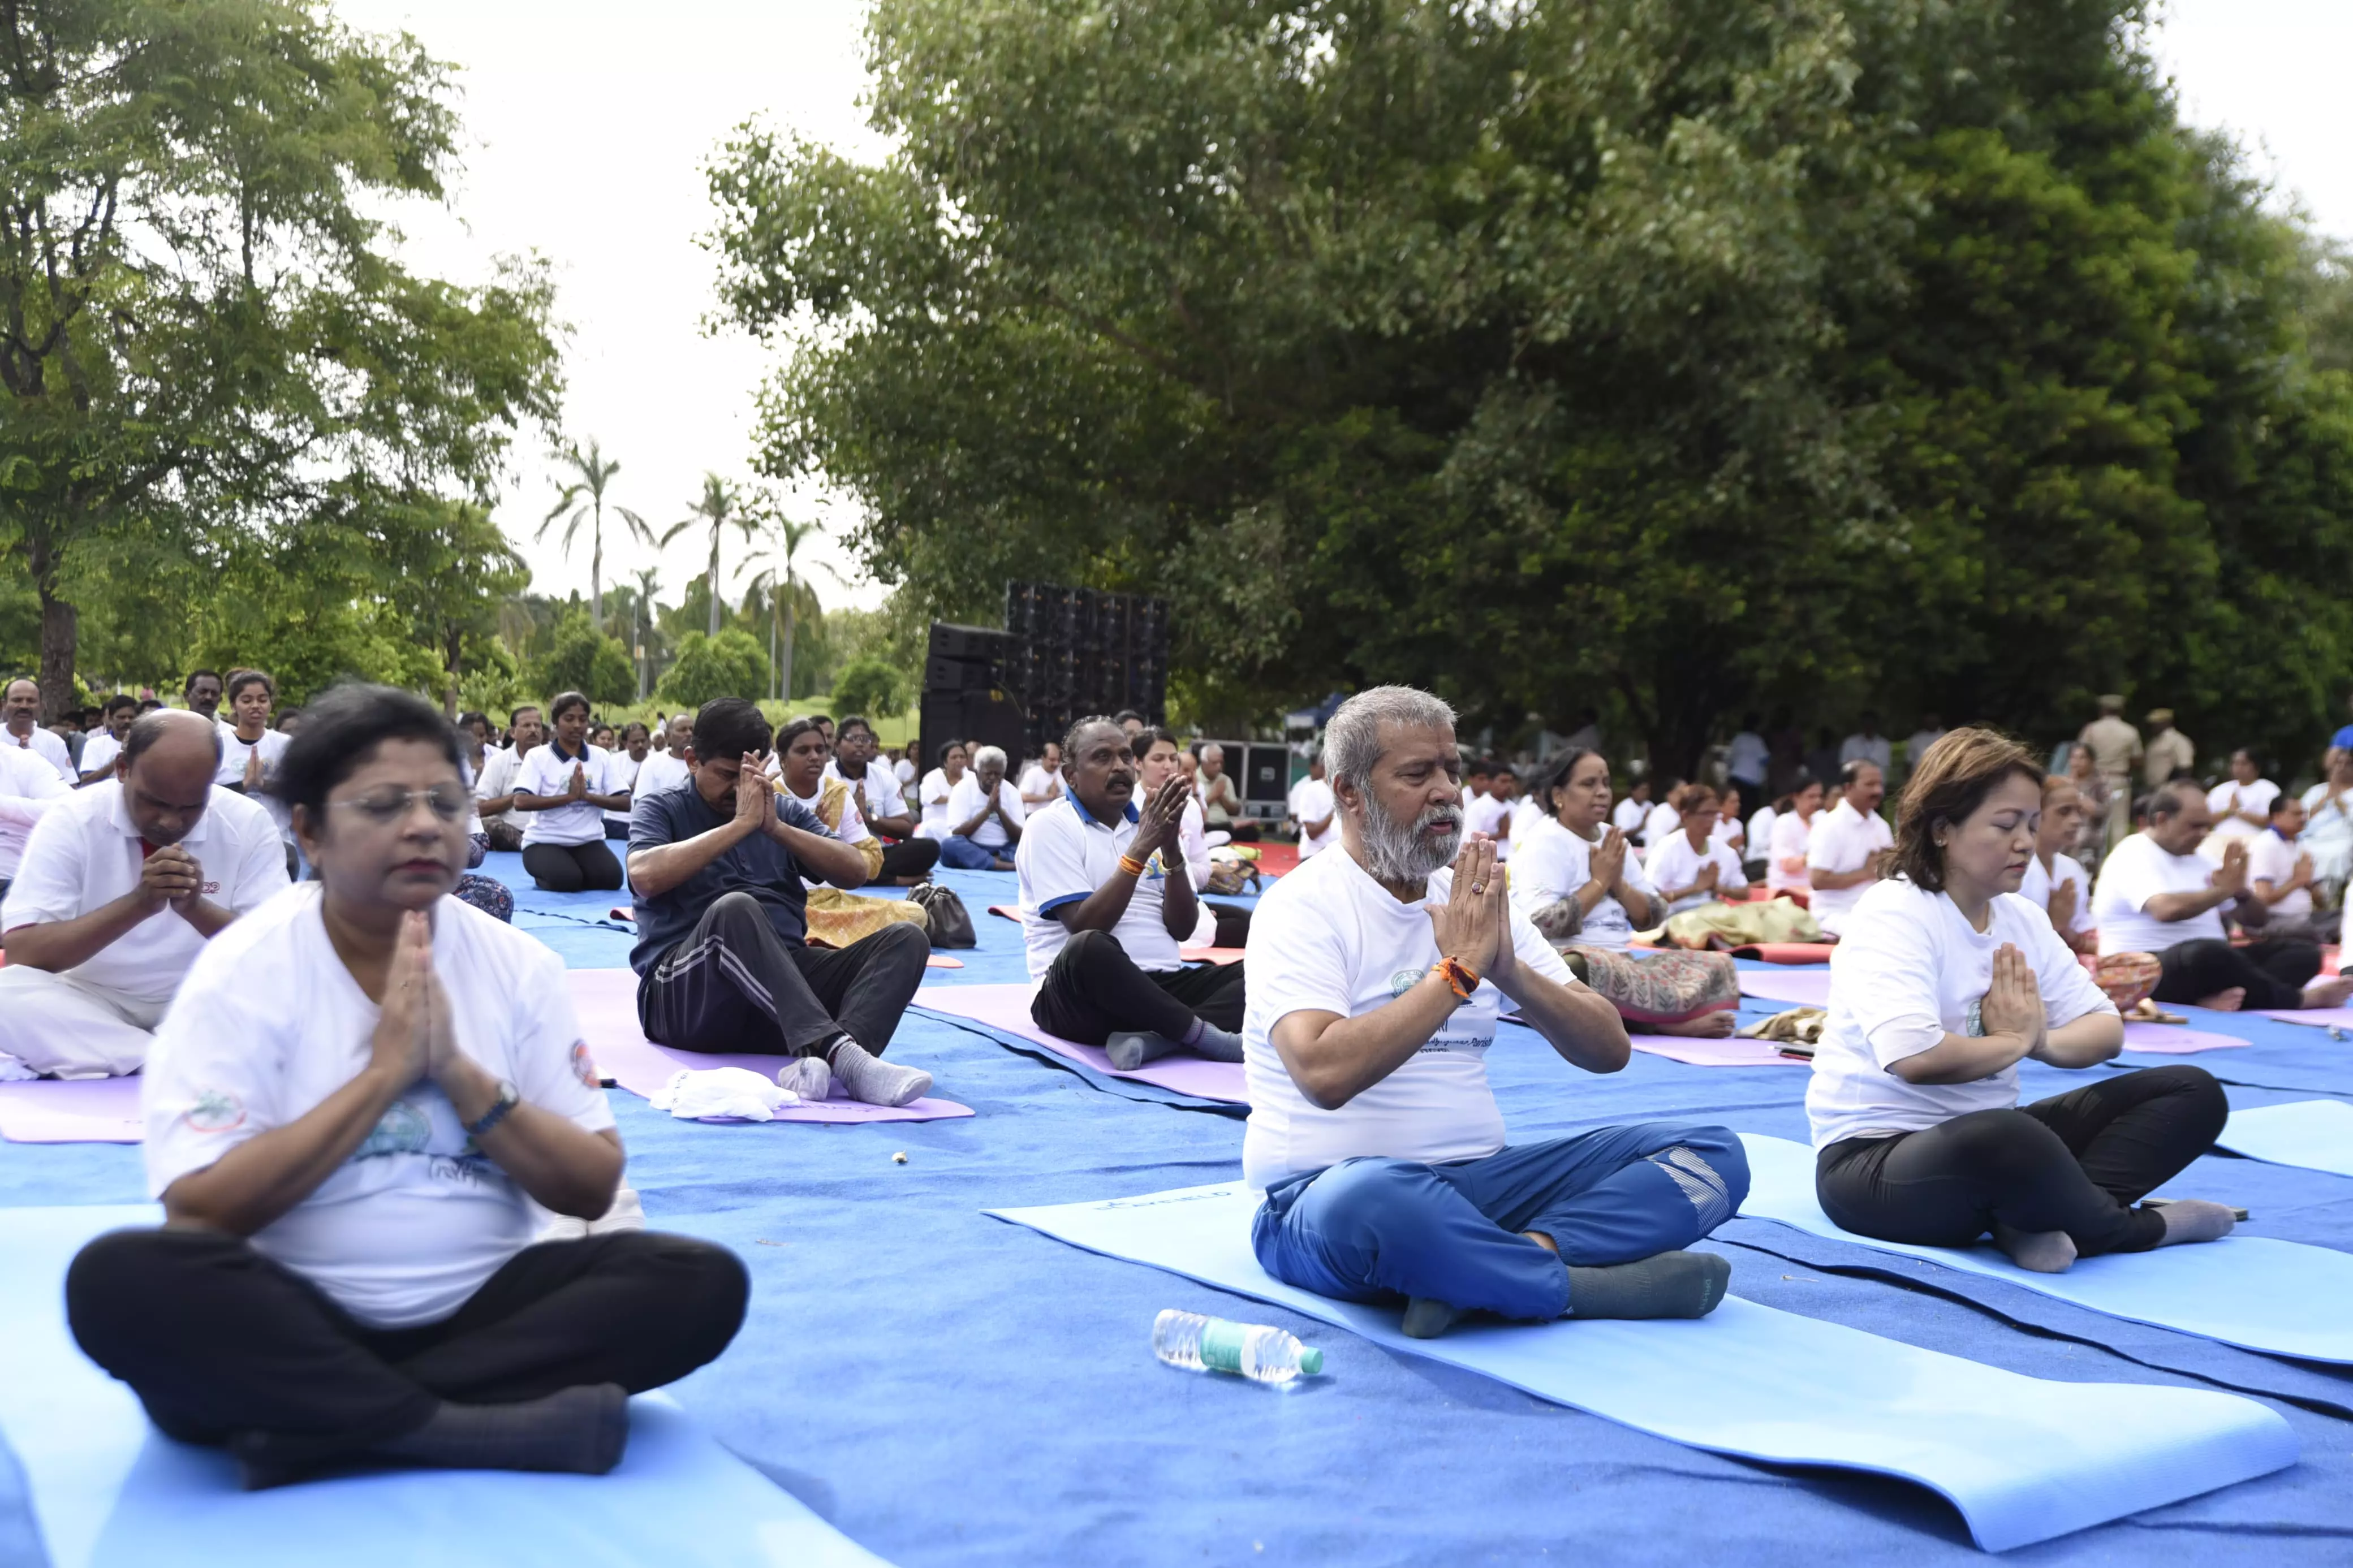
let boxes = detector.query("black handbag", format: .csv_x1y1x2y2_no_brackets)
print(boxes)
906,882,976,948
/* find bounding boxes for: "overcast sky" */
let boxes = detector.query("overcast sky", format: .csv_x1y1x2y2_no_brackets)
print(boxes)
333,0,2353,616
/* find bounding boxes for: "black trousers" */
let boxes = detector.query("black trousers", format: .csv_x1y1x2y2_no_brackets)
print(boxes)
66,1227,746,1452
879,839,941,880
485,822,525,854
1206,902,1253,949
522,840,624,893
1031,928,1247,1045
1816,1064,2226,1258
638,890,930,1057
2152,938,2319,1011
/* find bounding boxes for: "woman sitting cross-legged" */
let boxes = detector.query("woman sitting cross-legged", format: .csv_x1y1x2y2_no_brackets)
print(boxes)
1509,749,1740,1038
66,683,747,1489
1809,728,2237,1274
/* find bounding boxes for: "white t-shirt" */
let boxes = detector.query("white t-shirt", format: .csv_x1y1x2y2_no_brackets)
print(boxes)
2092,832,2230,954
77,730,123,778
1747,805,1778,863
1242,849,1577,1190
1508,814,1658,948
1176,797,1213,886
1611,797,1650,841
515,742,622,847
215,725,295,843
604,751,645,831
916,768,959,837
2204,779,2278,843
143,885,616,1328
1463,789,1514,861
1642,801,1681,850
2245,828,2312,917
828,758,907,825
1727,732,1769,784
2,781,289,1003
1807,879,2115,1148
1806,800,1893,934
632,749,690,803
1839,733,1893,773
5,723,75,783
946,774,1025,848
1644,831,1748,914
1508,795,1542,849
2016,852,2094,934
1288,776,1339,857
894,756,917,787
1768,809,1815,891
473,745,529,835
1016,796,1187,979
0,742,73,878
1018,763,1064,805
1712,813,1744,853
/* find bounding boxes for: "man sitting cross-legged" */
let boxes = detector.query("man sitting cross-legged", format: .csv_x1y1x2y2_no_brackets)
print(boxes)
1246,686,1748,1340
626,698,934,1107
0,711,290,1078
1018,718,1247,1071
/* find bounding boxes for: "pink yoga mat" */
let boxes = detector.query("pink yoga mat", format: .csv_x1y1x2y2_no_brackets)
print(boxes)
911,982,1248,1104
0,1077,143,1144
2255,1007,2353,1031
566,969,974,1124
1628,1035,1807,1068
2117,1023,2249,1053
602,909,965,967
1738,969,1831,1008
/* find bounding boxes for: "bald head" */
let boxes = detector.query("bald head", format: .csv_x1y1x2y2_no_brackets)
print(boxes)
117,711,222,846
3,678,38,736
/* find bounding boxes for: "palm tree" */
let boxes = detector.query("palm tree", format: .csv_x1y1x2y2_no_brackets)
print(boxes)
660,474,762,639
540,438,654,630
627,565,662,699
739,516,839,702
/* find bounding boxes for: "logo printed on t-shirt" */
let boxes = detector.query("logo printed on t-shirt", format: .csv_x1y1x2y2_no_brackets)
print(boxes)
183,1090,245,1134
1389,967,1425,999
353,1099,434,1161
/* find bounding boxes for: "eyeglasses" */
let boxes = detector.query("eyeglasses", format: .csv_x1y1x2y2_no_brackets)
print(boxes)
329,785,472,825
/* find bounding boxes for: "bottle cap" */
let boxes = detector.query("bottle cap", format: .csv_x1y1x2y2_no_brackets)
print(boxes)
1298,1346,1324,1375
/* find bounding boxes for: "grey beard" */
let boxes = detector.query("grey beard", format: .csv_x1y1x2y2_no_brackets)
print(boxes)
1361,800,1462,884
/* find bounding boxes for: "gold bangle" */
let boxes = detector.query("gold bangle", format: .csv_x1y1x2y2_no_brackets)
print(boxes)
1118,853,1149,878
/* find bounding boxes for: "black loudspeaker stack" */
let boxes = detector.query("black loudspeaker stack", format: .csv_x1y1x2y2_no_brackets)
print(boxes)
999,582,1170,761
916,623,1026,776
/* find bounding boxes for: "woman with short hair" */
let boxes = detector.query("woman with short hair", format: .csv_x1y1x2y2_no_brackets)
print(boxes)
66,683,744,1488
1808,728,2236,1274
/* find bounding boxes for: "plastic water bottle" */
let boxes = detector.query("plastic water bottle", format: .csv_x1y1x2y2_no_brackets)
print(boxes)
1152,1309,1324,1384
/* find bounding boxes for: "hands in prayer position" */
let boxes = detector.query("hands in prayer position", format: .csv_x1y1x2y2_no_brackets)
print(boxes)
2209,839,2249,900
1132,773,1192,864
1590,824,1628,891
2046,876,2078,934
137,845,206,916
1977,942,2046,1061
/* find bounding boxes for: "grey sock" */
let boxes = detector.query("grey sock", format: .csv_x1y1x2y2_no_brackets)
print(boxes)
1992,1221,2079,1273
373,1384,630,1475
776,1055,832,1102
1180,1019,1245,1062
1563,1251,1730,1320
1400,1297,1468,1339
827,1038,933,1107
1105,1030,1179,1071
2152,1198,2237,1246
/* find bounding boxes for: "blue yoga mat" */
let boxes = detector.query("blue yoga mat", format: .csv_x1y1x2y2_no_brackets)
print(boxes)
0,1204,890,1568
987,1182,2294,1553
2218,1099,2353,1179
1737,1132,2353,1364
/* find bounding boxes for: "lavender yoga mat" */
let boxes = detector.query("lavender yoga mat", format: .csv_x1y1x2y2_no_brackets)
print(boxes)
1736,967,1830,1008
0,1078,143,1144
911,983,1248,1104
566,969,973,1125
2118,1023,2249,1054
1629,1034,1807,1068
2255,1006,2353,1031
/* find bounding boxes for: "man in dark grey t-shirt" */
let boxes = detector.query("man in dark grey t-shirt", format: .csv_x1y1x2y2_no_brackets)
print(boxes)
627,698,936,1107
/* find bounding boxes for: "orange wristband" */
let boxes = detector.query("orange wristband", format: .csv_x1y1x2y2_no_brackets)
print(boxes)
1118,853,1149,878
1433,955,1480,1002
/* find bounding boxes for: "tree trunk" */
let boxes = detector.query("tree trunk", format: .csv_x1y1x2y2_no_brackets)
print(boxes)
591,523,604,634
769,594,780,699
32,533,77,720
780,588,798,706
706,529,722,639
443,625,463,718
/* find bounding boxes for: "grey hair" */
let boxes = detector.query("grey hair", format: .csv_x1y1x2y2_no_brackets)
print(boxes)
1324,686,1458,793
1199,742,1224,763
972,744,1008,772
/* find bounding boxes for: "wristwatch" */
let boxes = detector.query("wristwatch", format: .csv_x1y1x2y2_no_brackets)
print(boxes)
464,1078,521,1138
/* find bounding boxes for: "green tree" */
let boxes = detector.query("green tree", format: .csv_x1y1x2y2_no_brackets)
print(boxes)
738,515,839,701
656,628,773,709
831,655,907,722
540,437,654,633
0,0,560,716
623,565,665,699
385,499,531,714
529,610,637,707
660,475,764,638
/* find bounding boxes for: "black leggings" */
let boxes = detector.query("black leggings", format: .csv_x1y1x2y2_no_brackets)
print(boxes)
2153,938,2319,1011
67,1226,745,1454
522,839,624,893
1816,1064,2226,1258
879,838,941,881
1031,928,1247,1045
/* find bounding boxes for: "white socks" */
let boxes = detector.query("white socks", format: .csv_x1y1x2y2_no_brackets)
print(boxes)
777,1055,832,1102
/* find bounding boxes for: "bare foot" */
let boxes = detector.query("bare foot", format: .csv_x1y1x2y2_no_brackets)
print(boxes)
2298,975,2353,1009
2193,987,2247,1012
1992,1221,2078,1273
2151,1199,2237,1246
1651,1011,1739,1038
